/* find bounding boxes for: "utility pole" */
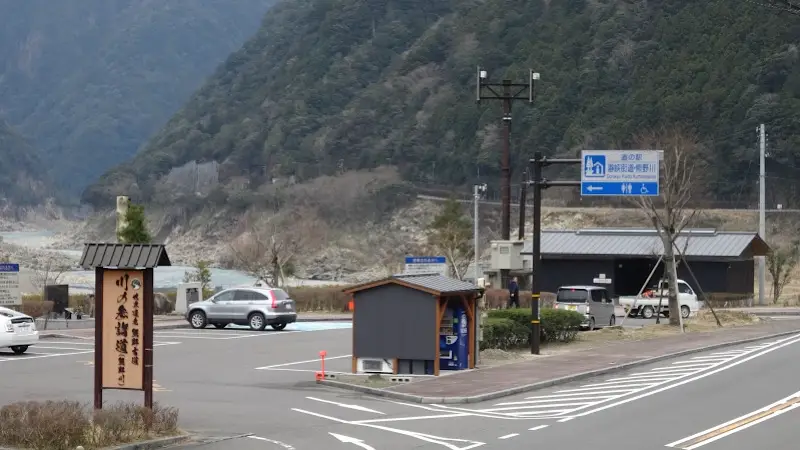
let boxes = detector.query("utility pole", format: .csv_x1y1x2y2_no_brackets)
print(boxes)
473,183,486,365
518,170,529,240
529,153,581,354
476,66,539,288
758,123,767,306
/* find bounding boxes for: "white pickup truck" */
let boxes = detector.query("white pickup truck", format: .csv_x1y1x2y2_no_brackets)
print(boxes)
618,279,702,319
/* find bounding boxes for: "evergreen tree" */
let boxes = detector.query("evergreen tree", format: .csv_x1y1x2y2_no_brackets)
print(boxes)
117,203,152,243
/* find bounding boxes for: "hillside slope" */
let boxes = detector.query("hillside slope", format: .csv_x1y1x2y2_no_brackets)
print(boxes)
0,121,50,207
84,0,800,210
0,0,275,195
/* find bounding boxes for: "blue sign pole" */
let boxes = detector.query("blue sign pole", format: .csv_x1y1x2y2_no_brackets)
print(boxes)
580,150,661,197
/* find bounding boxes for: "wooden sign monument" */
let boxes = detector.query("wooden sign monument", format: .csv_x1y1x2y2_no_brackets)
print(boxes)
79,243,171,410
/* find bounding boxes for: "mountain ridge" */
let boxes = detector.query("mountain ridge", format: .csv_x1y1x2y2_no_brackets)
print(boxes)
0,0,275,196
84,0,800,211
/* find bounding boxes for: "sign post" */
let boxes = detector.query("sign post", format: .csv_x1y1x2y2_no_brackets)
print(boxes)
0,263,20,307
80,243,170,410
581,150,661,197
403,256,448,277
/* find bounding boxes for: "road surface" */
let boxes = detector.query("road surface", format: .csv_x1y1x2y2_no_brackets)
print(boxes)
1,321,798,449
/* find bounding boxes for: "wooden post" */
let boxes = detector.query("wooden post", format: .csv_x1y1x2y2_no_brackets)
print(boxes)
143,268,154,409
93,267,104,410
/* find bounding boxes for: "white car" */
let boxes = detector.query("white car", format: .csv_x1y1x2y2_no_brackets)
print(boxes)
0,306,39,354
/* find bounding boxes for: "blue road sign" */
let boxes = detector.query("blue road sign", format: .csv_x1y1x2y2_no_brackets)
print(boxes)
0,263,19,272
581,150,660,197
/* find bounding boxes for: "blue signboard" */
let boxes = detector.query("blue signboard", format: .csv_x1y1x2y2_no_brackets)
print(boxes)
581,150,660,197
0,264,19,272
404,256,448,276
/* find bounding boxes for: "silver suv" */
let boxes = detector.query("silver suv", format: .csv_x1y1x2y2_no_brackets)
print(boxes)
186,286,297,331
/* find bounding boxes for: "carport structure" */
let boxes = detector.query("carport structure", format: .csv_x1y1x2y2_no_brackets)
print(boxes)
343,273,482,376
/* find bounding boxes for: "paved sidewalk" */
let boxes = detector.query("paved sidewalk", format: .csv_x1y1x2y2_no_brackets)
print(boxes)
384,319,800,401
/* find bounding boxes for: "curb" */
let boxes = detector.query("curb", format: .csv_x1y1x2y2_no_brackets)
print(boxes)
103,432,191,449
297,316,352,322
318,328,800,404
0,433,190,450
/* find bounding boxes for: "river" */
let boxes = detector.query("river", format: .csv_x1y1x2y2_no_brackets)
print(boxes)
0,230,346,292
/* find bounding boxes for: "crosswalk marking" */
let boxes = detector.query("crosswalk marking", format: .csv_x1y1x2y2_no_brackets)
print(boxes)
428,337,796,420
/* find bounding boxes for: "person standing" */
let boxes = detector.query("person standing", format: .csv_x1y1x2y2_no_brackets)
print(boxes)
508,277,520,308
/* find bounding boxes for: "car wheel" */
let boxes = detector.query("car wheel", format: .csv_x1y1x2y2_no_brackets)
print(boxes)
609,314,616,326
213,323,229,329
10,346,28,355
189,311,207,329
642,306,655,319
681,305,691,319
248,313,266,331
271,323,287,331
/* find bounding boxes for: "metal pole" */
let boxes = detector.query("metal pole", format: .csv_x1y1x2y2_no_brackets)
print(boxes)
530,153,543,355
501,80,512,241
758,123,766,306
473,184,481,365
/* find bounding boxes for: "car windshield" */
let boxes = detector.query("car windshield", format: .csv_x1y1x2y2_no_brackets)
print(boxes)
557,289,588,303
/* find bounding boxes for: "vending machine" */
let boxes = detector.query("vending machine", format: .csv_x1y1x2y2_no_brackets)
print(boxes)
439,306,469,370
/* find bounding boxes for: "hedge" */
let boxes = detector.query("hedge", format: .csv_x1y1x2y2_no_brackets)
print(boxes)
483,308,585,349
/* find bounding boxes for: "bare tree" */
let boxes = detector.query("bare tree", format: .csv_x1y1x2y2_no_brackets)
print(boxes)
29,255,71,328
427,198,474,280
228,210,326,287
632,126,706,327
766,240,800,303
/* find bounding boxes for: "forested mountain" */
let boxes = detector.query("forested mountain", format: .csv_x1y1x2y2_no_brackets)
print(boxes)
0,121,50,206
0,0,275,196
83,0,800,210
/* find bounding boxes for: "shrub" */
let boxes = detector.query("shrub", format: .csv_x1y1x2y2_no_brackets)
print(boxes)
484,308,585,348
287,286,350,311
481,318,530,350
20,299,54,318
0,400,179,450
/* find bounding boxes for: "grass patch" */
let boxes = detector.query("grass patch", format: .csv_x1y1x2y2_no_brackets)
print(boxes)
0,400,179,450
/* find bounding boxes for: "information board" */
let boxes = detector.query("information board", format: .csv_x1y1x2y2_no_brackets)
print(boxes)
0,263,20,306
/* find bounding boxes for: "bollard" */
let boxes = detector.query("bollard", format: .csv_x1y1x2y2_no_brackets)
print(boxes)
315,350,327,381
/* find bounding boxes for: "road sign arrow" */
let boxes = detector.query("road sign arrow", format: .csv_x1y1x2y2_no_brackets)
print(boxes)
329,433,376,450
307,396,385,415
586,185,603,192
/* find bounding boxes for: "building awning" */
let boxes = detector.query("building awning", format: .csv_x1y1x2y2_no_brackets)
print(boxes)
521,228,770,259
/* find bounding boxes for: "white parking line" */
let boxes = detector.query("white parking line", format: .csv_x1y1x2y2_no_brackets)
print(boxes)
255,354,352,370
498,433,518,439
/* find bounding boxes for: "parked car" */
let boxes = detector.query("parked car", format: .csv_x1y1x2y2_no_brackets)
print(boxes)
185,286,297,331
618,279,701,319
553,286,616,330
0,306,39,354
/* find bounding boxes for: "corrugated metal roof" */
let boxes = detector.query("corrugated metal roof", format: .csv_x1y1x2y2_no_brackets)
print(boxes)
392,273,479,293
79,243,171,269
521,229,769,258
344,273,480,294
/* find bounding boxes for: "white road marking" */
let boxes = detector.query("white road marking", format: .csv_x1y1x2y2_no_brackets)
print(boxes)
665,390,800,449
256,368,351,374
292,408,485,450
529,425,549,431
307,396,385,415
355,413,470,424
0,340,180,363
498,433,518,440
568,334,800,419
247,435,296,448
330,432,376,450
399,334,800,421
255,354,351,370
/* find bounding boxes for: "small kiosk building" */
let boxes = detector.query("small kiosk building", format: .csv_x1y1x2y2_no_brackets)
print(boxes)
343,273,482,376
